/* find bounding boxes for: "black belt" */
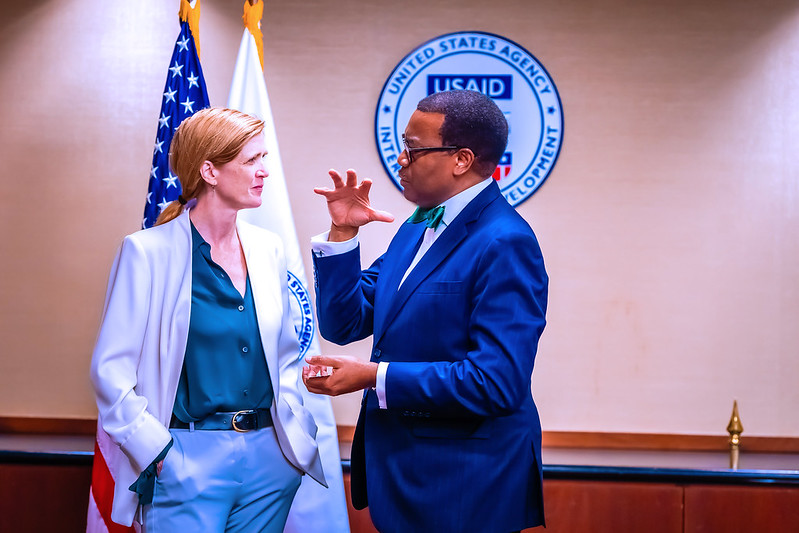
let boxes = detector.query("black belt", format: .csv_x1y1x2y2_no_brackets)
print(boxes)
169,409,273,432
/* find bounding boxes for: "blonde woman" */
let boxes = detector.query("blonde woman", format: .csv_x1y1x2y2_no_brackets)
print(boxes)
90,107,325,532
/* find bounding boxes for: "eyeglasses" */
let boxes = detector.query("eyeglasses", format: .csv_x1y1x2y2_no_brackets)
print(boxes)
401,134,462,164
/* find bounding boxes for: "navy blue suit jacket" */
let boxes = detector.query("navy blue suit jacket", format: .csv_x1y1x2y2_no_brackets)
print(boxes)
313,181,548,533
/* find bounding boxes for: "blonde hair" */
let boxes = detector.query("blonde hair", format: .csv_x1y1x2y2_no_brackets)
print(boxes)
155,107,265,226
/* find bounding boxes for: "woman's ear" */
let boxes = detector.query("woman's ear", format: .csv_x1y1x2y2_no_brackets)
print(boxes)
199,160,217,186
452,148,476,177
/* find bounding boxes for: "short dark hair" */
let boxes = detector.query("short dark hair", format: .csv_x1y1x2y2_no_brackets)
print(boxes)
416,90,508,178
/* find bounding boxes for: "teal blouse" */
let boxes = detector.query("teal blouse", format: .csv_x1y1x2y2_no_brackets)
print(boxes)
172,222,274,421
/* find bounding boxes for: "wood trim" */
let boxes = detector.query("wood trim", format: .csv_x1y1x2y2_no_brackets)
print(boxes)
541,431,799,454
337,424,356,444
0,417,96,436
2,418,797,454
338,425,799,454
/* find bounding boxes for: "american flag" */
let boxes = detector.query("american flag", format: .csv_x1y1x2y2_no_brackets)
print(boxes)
142,19,209,229
86,14,209,533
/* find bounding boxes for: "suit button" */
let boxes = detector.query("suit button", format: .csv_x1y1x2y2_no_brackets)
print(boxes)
373,349,381,359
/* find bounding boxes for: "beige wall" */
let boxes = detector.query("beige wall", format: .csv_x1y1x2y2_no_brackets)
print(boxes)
1,0,796,437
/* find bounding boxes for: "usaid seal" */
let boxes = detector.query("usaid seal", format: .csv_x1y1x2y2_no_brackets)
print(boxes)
287,270,314,358
375,31,563,206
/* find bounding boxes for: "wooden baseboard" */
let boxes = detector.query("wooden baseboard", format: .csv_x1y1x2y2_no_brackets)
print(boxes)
2,417,797,454
0,417,96,435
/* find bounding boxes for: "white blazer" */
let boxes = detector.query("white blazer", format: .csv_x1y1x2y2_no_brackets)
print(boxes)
90,210,325,526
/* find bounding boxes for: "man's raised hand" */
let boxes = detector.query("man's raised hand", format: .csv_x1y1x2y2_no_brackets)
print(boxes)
314,169,394,240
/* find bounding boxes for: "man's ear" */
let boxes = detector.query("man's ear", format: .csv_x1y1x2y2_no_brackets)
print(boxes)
199,160,217,186
452,148,476,177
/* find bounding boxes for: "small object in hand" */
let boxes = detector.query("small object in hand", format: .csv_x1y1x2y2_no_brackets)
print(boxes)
309,366,333,378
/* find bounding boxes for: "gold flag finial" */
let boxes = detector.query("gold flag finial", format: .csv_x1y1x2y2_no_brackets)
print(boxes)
727,400,744,469
243,0,265,69
179,0,202,58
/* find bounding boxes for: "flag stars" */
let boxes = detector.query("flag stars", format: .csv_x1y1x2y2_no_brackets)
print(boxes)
164,173,179,189
177,36,190,52
169,61,183,79
181,97,195,114
163,88,177,104
143,26,209,230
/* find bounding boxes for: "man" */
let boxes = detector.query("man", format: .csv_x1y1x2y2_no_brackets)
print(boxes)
304,90,548,533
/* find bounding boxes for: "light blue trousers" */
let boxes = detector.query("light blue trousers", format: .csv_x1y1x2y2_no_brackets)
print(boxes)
142,427,302,533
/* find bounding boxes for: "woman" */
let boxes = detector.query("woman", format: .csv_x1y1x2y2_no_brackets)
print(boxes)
90,107,325,532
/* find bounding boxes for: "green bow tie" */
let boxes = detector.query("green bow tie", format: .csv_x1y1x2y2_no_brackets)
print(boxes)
407,205,445,230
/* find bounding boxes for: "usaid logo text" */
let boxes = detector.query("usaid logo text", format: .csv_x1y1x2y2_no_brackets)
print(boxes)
375,31,563,207
427,75,512,99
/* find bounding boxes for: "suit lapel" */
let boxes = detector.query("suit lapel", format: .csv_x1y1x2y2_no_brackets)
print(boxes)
373,223,425,341
166,211,194,411
374,181,502,345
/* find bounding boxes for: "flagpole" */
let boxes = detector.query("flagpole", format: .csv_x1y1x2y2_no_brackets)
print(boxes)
227,2,350,531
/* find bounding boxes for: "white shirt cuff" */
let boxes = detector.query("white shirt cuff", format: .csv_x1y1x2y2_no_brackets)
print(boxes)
311,231,359,257
375,361,389,409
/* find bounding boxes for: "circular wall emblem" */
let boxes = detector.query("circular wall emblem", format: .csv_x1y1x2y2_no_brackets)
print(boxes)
287,270,314,357
375,31,563,207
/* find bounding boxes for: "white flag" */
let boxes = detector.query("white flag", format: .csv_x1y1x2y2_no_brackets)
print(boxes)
227,28,350,533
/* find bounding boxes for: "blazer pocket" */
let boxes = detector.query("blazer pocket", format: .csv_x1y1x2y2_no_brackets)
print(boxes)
280,396,318,440
409,417,490,440
416,281,463,295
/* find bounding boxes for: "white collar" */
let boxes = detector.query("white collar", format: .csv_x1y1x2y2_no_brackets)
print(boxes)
437,179,492,230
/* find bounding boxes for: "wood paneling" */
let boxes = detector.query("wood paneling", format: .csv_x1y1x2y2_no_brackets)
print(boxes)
340,476,686,533
0,463,92,533
684,485,799,533
538,480,683,533
2,459,798,532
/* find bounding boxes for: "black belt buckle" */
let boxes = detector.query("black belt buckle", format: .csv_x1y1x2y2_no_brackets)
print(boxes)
231,409,257,432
